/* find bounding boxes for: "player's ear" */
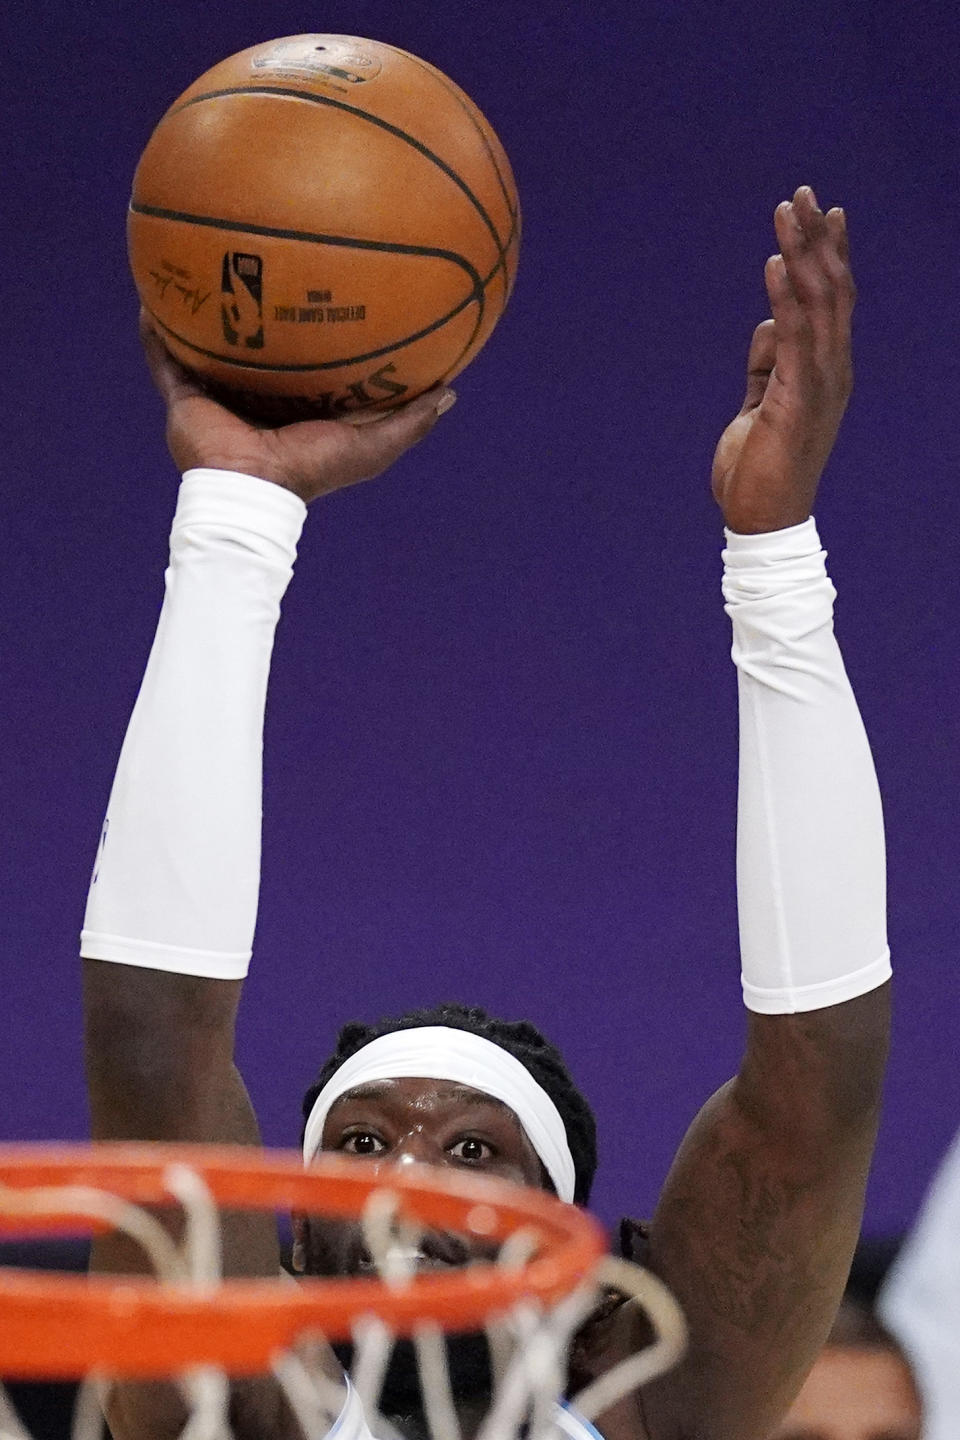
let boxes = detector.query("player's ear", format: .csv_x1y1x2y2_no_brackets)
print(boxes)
291,1210,308,1273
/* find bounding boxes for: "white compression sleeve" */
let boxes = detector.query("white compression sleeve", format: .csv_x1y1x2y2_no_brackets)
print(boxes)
80,469,307,979
723,518,891,1014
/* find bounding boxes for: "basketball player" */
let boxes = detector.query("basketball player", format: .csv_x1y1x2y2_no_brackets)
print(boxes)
81,186,890,1440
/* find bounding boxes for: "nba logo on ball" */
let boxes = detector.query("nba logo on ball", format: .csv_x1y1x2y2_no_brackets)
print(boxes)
221,254,265,351
128,35,520,423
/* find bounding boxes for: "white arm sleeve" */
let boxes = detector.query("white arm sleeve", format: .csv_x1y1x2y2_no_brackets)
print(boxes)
723,517,891,1013
80,468,307,979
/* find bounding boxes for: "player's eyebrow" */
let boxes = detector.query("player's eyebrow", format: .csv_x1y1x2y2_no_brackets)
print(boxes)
439,1085,515,1112
333,1082,400,1105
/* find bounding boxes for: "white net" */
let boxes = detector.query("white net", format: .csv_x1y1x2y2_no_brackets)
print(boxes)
0,1158,685,1440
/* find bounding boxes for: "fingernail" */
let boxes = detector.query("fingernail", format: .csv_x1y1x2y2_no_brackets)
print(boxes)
804,185,819,206
435,389,457,416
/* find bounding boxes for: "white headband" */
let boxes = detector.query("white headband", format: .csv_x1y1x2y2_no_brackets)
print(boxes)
302,1026,577,1204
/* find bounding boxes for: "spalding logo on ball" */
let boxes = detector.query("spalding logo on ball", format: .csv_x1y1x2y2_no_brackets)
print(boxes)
128,35,520,423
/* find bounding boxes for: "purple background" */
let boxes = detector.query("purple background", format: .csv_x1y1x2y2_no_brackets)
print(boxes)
2,0,958,1237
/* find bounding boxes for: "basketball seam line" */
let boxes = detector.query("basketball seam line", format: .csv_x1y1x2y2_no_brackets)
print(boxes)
381,47,517,222
165,85,508,278
129,201,485,273
379,43,520,322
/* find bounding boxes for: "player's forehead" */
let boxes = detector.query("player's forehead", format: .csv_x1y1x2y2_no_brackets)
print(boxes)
328,1076,520,1122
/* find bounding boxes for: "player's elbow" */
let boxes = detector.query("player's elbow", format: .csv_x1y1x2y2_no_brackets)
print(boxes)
738,983,890,1145
82,958,240,1123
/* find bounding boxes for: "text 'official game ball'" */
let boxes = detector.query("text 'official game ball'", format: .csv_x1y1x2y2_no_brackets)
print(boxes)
128,35,521,424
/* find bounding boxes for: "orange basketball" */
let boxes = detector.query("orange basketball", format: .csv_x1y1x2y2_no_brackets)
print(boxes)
128,35,520,423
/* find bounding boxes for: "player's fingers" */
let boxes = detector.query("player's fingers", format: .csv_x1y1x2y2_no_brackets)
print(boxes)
364,384,456,443
741,318,777,410
746,317,777,370
139,310,208,410
340,386,457,483
791,185,829,245
796,190,855,316
775,190,833,308
766,238,852,414
763,251,810,389
790,194,855,400
773,196,850,385
823,205,849,260
777,189,854,320
763,251,802,333
773,196,827,302
764,252,797,310
825,207,855,305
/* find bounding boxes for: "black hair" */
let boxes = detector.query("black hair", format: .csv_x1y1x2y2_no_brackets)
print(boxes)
301,1002,597,1205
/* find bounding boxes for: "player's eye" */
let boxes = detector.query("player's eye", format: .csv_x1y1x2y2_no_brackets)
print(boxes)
448,1137,494,1164
340,1131,386,1155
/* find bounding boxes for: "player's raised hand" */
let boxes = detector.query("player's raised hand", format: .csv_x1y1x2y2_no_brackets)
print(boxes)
139,311,456,504
712,187,855,534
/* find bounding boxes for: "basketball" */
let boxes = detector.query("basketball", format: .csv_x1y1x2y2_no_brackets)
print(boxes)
128,35,521,423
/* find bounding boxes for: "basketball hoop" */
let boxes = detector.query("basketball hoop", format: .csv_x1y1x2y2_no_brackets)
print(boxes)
0,1144,685,1440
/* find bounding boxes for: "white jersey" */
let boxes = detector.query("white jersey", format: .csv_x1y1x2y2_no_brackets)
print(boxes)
331,1376,605,1440
879,1127,960,1440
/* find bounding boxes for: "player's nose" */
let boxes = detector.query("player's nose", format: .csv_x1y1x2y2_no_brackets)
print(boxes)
389,1131,440,1169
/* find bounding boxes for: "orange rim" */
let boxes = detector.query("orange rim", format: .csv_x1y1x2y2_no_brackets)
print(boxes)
0,1144,605,1379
